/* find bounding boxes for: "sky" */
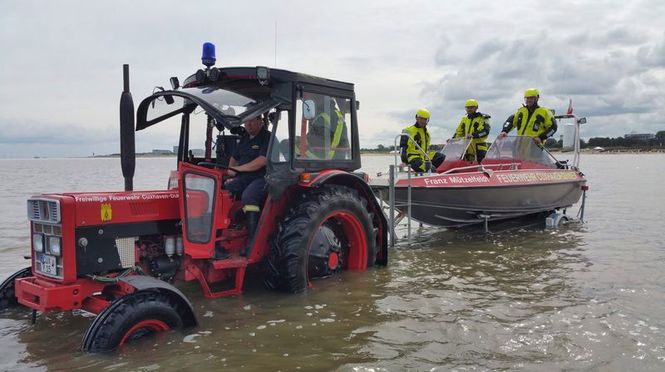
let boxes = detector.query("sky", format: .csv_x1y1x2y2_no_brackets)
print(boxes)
1,0,664,158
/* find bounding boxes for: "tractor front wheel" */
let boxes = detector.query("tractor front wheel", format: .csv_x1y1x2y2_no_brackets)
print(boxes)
0,267,31,311
265,185,376,293
81,290,184,352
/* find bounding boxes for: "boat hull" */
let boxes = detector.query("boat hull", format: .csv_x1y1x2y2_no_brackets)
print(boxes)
371,169,586,227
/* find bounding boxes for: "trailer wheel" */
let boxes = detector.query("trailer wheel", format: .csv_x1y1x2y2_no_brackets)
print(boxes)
0,267,31,311
81,290,184,352
265,185,376,293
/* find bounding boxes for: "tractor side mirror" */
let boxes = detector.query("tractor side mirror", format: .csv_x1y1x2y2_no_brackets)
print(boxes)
303,99,316,120
578,117,587,124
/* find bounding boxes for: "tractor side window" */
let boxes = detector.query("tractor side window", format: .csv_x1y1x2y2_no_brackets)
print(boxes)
295,93,352,161
269,110,291,163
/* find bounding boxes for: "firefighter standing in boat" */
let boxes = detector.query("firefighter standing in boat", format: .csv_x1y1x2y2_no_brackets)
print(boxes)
453,99,490,162
499,88,557,144
400,108,445,173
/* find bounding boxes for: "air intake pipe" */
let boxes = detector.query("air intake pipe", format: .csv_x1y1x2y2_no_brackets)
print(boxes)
119,64,135,191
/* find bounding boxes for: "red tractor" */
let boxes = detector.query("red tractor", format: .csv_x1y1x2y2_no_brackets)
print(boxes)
0,43,388,352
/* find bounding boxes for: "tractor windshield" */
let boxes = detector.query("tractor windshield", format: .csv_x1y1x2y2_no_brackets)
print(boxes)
140,86,261,131
180,86,257,117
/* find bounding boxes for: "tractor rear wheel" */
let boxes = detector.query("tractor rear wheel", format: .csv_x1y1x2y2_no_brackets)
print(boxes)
81,290,184,352
265,185,376,293
0,267,31,311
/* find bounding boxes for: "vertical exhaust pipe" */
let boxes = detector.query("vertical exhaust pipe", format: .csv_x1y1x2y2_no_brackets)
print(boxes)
120,64,135,191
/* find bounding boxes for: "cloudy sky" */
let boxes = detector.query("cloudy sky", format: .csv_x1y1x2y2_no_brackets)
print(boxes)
1,0,664,158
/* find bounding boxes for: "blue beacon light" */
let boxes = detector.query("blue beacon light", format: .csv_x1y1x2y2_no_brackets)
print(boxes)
201,42,216,68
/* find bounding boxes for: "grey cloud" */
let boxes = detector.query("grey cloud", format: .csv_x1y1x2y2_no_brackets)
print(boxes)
469,39,505,62
566,27,646,48
434,36,455,65
0,119,116,145
637,34,665,67
2,0,665,156
426,22,664,130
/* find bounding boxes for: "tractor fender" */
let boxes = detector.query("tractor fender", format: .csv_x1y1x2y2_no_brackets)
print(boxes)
82,276,198,351
80,276,197,352
118,276,197,327
305,171,388,265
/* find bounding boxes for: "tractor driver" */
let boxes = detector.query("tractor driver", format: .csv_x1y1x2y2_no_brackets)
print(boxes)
221,115,271,258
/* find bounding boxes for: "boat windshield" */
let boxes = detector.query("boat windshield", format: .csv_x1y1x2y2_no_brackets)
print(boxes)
483,136,558,168
439,138,471,161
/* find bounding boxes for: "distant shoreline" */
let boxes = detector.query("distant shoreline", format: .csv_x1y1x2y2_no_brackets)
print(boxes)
361,149,665,155
89,153,176,158
551,148,665,154
14,149,664,160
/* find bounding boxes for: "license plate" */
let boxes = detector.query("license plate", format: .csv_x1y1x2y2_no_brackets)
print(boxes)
39,254,58,276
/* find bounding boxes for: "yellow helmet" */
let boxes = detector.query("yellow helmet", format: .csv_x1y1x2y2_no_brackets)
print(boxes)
465,99,478,107
524,88,540,98
415,108,430,120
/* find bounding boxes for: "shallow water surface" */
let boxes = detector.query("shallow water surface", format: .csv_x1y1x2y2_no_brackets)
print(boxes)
0,154,664,371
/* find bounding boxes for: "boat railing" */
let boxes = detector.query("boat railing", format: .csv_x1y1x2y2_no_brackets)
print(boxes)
386,133,431,245
392,133,434,174
554,114,587,169
385,136,472,245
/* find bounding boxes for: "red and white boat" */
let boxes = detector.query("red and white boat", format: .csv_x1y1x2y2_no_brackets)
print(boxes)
370,117,587,227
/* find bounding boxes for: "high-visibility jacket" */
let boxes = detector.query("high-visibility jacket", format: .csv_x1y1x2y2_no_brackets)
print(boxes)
502,105,557,141
453,112,490,157
400,123,433,164
306,110,346,159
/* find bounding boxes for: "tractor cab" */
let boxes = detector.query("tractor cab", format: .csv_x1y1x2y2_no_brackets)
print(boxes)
136,65,362,179
134,44,374,269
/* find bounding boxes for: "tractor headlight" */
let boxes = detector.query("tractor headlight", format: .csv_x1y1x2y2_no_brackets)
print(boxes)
33,233,44,252
47,236,62,256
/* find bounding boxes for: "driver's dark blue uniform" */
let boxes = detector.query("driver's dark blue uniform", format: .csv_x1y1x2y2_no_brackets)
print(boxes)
225,126,271,207
217,123,270,258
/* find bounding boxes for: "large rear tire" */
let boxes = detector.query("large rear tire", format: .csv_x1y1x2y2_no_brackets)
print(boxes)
81,290,184,353
0,267,31,311
265,185,376,293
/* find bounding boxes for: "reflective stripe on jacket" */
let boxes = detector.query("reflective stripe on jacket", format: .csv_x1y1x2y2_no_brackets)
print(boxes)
306,110,345,159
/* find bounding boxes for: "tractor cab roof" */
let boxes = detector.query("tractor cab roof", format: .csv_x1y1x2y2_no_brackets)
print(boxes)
136,66,355,133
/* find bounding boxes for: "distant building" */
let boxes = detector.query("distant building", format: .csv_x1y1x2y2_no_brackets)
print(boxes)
173,146,179,154
624,132,655,141
151,149,174,155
